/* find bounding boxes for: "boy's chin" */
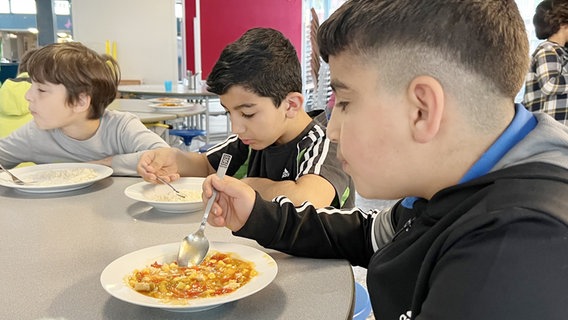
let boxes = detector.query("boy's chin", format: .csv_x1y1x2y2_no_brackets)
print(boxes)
33,120,55,130
248,143,267,150
241,139,270,150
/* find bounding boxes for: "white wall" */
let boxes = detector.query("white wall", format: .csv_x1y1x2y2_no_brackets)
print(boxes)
71,0,178,84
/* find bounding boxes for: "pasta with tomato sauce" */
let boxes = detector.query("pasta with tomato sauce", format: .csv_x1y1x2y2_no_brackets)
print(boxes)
126,252,257,302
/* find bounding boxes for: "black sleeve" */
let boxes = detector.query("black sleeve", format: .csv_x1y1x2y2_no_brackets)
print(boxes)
415,210,568,320
206,135,249,176
234,193,379,267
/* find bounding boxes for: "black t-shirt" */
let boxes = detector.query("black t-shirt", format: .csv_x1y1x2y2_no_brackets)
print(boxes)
206,120,354,208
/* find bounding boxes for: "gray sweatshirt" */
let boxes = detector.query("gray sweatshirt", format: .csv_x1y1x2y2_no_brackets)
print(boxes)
0,110,170,176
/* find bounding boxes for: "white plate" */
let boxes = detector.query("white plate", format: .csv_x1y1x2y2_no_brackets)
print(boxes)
146,97,186,104
100,242,278,313
0,163,113,193
149,103,199,113
124,177,205,213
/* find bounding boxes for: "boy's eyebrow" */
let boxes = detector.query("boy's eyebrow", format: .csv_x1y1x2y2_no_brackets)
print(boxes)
330,79,349,92
220,102,256,111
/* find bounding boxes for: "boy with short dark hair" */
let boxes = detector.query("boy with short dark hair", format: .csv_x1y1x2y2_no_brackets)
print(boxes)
138,28,354,208
202,1,568,319
0,42,170,176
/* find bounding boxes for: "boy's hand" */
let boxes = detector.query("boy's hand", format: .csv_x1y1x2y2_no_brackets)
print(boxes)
137,148,180,182
203,174,256,232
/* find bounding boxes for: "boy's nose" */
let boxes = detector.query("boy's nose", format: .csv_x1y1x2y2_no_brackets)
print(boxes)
231,124,245,134
24,89,32,102
326,108,340,143
229,117,245,134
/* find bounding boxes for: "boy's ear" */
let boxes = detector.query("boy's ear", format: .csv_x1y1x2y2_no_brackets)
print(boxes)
407,76,444,143
73,93,92,113
284,92,304,118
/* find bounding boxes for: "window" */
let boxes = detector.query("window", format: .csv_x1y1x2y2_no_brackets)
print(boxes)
303,0,542,104
3,0,70,15
9,0,36,14
0,0,9,14
54,0,70,16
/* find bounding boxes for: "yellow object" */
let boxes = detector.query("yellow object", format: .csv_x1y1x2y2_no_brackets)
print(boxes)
144,122,170,129
105,40,110,55
112,41,117,60
0,72,33,138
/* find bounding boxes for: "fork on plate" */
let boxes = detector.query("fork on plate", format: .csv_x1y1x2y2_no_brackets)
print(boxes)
155,176,186,198
0,163,26,185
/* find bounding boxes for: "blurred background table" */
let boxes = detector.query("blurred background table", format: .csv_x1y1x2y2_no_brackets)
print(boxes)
118,85,229,145
108,98,207,143
0,176,355,320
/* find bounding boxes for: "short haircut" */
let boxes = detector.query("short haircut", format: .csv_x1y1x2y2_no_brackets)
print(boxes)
317,0,529,131
26,42,120,119
206,27,302,108
534,0,568,40
17,48,38,74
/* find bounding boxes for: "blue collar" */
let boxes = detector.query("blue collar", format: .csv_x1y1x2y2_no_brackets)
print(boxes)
401,104,537,208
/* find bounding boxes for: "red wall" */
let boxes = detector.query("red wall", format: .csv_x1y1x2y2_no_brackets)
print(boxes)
185,0,302,79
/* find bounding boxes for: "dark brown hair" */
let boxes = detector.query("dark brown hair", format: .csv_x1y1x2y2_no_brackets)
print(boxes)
206,28,301,108
317,0,529,101
534,0,568,40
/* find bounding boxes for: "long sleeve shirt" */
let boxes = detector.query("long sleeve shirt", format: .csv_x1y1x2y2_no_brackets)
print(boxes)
523,40,568,124
0,110,170,176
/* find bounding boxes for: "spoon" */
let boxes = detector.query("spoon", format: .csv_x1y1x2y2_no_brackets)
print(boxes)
0,163,26,185
155,176,185,198
177,153,232,267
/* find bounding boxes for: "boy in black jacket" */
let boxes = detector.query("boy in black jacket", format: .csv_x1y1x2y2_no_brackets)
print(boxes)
203,1,568,319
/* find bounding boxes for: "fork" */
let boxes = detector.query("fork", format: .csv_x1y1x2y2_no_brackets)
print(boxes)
155,176,186,198
0,163,26,185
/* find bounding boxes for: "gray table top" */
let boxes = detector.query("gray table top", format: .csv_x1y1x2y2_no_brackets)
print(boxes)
0,176,354,320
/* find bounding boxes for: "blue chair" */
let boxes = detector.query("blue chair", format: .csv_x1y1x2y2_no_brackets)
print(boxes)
169,129,206,150
353,282,372,320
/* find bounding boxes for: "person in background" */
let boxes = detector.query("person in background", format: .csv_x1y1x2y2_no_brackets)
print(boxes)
201,0,568,319
0,42,170,176
523,0,568,124
138,28,354,208
0,48,36,138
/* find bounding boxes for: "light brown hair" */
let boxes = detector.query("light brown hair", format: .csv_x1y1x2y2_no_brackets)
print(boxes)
26,42,120,119
17,48,38,74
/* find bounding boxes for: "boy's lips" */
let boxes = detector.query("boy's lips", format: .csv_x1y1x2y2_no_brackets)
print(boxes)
240,138,253,145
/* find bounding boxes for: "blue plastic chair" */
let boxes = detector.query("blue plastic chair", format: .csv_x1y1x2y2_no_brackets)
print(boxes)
353,282,372,320
169,129,206,150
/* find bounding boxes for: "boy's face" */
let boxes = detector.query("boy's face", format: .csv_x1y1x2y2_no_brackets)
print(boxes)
25,81,80,130
220,85,289,150
327,52,415,200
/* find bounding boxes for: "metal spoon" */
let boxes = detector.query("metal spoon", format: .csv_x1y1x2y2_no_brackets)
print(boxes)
0,163,26,185
155,176,185,198
177,153,232,267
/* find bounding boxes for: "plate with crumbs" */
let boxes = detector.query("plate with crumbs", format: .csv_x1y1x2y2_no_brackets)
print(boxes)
124,177,205,213
0,163,112,193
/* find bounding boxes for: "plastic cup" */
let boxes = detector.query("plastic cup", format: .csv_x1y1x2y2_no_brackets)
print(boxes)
164,80,173,92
